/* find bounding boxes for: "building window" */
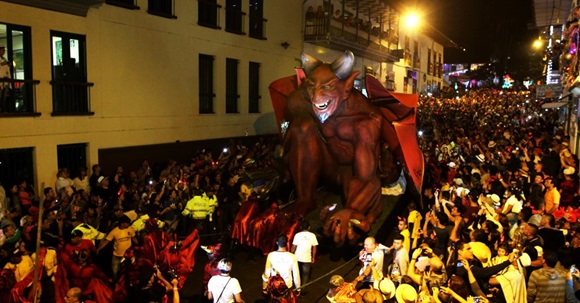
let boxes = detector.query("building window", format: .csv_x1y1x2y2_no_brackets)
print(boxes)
226,58,239,113
57,143,87,173
106,0,139,9
148,0,175,18
50,31,93,115
198,0,221,29
225,0,244,34
438,53,442,78
427,49,431,75
404,36,410,66
249,0,267,39
0,147,34,190
199,54,215,114
413,41,419,69
248,61,260,113
0,23,37,114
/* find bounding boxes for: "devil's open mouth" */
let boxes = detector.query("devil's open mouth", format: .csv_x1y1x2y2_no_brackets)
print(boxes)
314,100,331,110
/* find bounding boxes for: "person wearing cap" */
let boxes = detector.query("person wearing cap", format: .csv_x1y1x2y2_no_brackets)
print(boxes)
559,167,577,209
3,247,33,282
97,214,137,278
71,215,106,244
543,177,560,214
395,283,417,303
208,258,245,303
64,229,96,258
354,284,383,303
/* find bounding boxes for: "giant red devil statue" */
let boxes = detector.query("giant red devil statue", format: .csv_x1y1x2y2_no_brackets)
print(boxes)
269,51,424,245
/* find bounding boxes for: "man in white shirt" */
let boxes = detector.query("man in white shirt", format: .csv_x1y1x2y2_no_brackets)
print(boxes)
359,236,390,288
389,233,409,282
263,234,300,291
208,258,245,303
291,220,318,290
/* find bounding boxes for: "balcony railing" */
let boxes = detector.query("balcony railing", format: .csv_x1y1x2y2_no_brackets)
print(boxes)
0,78,41,116
50,80,95,116
304,16,399,61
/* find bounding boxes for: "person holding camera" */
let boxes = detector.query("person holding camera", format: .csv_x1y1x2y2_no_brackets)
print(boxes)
359,237,390,289
128,266,178,303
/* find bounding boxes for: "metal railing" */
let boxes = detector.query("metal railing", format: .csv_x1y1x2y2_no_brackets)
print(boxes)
0,78,40,114
305,17,397,50
50,80,94,115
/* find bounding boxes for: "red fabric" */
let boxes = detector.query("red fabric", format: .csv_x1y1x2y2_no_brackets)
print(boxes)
54,251,69,303
11,248,46,303
157,229,200,289
266,273,297,303
114,258,154,303
267,69,305,137
142,230,169,265
59,247,112,303
64,240,96,259
365,75,424,192
230,200,260,245
393,119,424,193
0,269,16,303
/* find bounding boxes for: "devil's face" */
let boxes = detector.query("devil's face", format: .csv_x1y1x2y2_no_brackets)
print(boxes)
304,65,346,123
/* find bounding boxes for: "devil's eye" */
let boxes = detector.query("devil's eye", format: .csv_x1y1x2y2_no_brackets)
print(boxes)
321,84,333,90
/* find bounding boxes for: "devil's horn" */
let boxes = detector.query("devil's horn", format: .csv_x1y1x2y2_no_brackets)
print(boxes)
330,51,355,80
301,53,322,76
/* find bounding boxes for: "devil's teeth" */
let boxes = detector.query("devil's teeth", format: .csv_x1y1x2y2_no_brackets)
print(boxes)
316,101,329,109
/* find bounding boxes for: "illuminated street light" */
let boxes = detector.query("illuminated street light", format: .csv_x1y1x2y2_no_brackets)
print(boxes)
404,13,420,29
533,39,542,49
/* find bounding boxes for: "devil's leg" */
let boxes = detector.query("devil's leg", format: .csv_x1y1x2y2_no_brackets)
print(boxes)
286,116,328,214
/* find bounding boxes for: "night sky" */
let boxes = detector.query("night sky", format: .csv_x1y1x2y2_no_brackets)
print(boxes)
420,0,537,63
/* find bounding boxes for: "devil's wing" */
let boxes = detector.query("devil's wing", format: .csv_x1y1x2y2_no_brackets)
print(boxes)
268,69,305,137
365,75,424,193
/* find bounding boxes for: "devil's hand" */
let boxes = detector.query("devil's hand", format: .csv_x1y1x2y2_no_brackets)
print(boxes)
323,208,371,246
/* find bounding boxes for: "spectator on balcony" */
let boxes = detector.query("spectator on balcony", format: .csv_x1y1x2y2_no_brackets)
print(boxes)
73,167,90,193
62,57,84,82
333,9,342,21
0,44,11,111
306,6,315,20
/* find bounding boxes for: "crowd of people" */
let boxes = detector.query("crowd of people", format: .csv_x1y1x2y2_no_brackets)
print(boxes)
0,137,281,303
325,88,580,303
1,86,580,303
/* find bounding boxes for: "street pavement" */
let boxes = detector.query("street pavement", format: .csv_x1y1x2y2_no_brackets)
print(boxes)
181,189,408,303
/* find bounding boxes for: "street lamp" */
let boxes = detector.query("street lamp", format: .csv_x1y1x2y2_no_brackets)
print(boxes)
533,39,543,49
404,13,420,29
